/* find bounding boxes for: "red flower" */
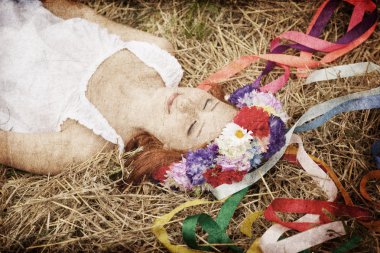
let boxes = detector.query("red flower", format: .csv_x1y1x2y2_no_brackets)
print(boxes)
203,166,247,188
152,165,170,182
233,106,270,138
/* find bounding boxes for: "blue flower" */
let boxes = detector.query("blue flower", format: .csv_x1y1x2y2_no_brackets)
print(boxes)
228,84,259,107
185,145,218,185
250,154,262,168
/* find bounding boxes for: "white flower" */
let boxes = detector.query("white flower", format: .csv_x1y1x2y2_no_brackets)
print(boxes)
220,123,253,145
215,123,253,158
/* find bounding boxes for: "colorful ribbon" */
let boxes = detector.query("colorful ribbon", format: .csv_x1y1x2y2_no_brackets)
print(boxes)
260,135,342,252
360,170,380,210
153,126,379,252
152,198,219,253
264,198,372,232
206,0,379,201
283,145,354,206
247,239,262,253
182,187,248,252
294,94,380,133
153,0,379,251
261,221,346,253
260,143,380,252
332,235,362,253
359,141,380,212
240,211,263,238
305,62,380,84
197,0,377,94
212,86,380,200
292,139,380,232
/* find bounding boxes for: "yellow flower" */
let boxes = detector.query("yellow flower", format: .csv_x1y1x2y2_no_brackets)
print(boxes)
235,129,245,138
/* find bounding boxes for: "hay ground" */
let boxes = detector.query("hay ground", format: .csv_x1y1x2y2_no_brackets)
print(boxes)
1,0,379,252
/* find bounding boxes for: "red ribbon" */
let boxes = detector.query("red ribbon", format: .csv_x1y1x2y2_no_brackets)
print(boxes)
279,146,380,232
264,198,373,232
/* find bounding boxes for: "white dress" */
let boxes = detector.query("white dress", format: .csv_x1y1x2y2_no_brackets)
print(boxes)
0,0,183,152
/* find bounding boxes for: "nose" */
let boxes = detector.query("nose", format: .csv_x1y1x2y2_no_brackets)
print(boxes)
177,97,196,113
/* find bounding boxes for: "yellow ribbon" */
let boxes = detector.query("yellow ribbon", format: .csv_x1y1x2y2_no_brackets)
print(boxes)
152,199,264,253
241,211,263,253
152,199,221,253
247,238,262,253
240,211,263,238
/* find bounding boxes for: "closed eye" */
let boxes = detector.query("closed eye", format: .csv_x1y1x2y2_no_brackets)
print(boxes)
187,121,197,136
203,98,212,110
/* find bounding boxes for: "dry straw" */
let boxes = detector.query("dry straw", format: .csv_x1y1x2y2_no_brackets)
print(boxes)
1,0,379,252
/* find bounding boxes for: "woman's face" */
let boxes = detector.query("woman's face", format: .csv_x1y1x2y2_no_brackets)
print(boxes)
137,87,237,150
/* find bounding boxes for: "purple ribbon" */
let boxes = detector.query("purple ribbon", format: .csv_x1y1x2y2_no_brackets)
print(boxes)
228,0,377,105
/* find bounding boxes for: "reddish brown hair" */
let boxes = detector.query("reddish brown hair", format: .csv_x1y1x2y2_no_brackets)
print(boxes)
125,84,225,183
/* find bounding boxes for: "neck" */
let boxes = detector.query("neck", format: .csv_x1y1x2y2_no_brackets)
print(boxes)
89,85,163,143
86,50,165,143
120,86,166,133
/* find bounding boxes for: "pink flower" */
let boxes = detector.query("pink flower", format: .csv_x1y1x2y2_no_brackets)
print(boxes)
216,154,252,172
165,159,193,190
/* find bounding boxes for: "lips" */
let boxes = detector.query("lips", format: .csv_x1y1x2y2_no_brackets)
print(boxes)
167,92,180,114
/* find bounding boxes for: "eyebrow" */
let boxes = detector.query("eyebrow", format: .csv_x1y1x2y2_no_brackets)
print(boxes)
203,98,212,110
187,121,197,136
210,101,219,111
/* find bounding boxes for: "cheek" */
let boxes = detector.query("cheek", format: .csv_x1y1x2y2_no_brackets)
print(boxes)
153,115,188,148
208,104,236,125
159,121,207,150
197,117,223,143
151,101,236,151
197,105,237,140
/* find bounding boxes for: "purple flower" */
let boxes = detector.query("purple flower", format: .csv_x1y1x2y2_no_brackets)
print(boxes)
216,154,251,172
228,84,259,106
185,145,218,185
262,116,286,159
165,159,193,190
237,90,283,112
207,143,219,155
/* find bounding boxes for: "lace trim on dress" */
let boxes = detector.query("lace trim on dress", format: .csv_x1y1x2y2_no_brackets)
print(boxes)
59,19,183,152
0,0,184,153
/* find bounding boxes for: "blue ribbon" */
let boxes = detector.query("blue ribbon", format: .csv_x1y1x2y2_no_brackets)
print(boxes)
294,94,380,133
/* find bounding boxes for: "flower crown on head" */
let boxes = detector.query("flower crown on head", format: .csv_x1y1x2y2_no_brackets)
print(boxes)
153,84,288,191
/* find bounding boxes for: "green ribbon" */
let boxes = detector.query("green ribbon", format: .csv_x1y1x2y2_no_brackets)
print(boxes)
182,187,249,252
332,235,362,253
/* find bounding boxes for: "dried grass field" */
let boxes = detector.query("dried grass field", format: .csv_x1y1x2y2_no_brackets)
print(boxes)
1,1,379,252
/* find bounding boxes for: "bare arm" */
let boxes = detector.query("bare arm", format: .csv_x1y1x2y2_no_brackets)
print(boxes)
41,0,174,53
0,120,112,175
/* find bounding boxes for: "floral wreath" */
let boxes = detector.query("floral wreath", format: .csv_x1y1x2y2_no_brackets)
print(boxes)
152,84,288,191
